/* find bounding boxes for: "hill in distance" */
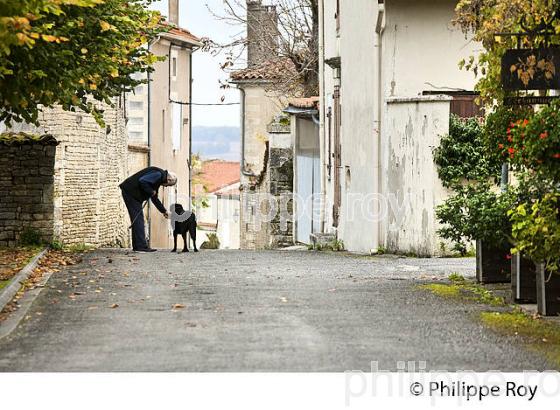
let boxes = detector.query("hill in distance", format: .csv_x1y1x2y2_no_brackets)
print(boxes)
192,126,240,162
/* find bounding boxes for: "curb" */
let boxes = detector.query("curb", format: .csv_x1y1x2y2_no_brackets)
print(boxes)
0,247,49,313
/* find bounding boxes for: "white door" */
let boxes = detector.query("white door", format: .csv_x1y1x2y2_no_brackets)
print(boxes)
296,152,318,244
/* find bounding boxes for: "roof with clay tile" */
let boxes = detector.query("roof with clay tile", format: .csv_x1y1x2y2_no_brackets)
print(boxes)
159,20,201,46
288,96,320,109
199,160,240,194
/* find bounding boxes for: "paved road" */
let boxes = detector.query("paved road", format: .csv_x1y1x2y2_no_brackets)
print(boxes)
0,249,553,371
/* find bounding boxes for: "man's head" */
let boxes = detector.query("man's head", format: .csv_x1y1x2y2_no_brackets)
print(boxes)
164,171,178,187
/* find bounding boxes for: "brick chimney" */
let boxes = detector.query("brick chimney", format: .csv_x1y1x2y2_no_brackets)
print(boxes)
246,0,278,67
169,0,179,25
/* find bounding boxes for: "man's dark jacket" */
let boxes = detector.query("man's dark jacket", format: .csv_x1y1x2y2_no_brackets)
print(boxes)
120,166,168,213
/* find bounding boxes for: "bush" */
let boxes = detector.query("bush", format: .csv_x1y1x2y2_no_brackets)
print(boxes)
436,182,516,255
433,115,500,188
509,193,560,274
434,114,513,254
483,105,533,171
201,233,220,250
500,101,560,182
19,227,42,246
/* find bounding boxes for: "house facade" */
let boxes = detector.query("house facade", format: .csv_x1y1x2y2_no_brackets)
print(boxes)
195,160,241,250
126,0,201,249
230,1,294,250
318,0,480,255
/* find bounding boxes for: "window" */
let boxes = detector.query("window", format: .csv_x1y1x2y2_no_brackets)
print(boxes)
128,131,143,140
134,85,144,95
128,117,143,126
171,49,178,81
172,103,182,151
128,101,143,111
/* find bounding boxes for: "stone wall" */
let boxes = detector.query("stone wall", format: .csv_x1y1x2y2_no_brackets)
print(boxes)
8,99,129,247
0,139,56,247
269,147,294,247
239,121,295,250
238,84,289,249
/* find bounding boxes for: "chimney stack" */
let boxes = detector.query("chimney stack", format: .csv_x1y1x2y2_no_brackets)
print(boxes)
169,0,179,25
246,0,278,67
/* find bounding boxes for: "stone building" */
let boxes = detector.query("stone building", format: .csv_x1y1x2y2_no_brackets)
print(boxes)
0,99,129,247
230,1,295,249
0,1,200,250
195,160,241,250
317,0,480,255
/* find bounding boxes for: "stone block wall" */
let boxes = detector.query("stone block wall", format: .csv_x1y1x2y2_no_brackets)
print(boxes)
0,142,56,247
239,128,295,249
239,145,272,250
269,147,294,247
8,99,130,247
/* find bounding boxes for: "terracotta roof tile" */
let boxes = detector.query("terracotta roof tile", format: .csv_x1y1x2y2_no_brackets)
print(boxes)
199,160,240,193
288,96,319,109
230,58,296,81
159,21,201,46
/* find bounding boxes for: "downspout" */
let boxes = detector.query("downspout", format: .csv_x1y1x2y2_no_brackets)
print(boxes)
319,0,326,233
146,41,153,244
189,48,194,210
312,112,320,126
373,1,385,254
239,86,256,177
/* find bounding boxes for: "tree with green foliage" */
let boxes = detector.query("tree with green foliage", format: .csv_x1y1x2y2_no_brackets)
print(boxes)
455,0,560,105
0,0,163,126
434,115,513,255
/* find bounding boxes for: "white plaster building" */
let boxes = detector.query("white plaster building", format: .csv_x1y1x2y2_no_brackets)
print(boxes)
195,160,241,250
318,0,481,255
125,0,201,249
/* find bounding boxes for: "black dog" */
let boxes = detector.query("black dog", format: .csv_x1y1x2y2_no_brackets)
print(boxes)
171,204,198,253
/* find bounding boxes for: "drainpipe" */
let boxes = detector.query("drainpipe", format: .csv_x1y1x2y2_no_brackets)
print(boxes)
319,0,326,234
312,112,320,126
189,48,193,210
146,41,153,244
373,1,385,254
239,87,256,177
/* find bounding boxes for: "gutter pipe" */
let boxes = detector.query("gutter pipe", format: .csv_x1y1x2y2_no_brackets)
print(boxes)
239,87,257,177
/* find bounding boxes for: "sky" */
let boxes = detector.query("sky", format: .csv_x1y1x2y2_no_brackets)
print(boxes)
149,0,242,127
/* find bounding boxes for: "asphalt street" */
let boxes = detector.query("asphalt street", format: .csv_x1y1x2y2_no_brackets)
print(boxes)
0,249,552,371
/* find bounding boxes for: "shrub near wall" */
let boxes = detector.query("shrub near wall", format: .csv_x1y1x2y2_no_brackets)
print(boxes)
0,133,57,247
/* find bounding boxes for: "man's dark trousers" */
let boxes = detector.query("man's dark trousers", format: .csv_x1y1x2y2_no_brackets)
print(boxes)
122,189,148,250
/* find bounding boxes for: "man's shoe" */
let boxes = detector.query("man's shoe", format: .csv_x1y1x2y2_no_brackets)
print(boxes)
134,248,157,253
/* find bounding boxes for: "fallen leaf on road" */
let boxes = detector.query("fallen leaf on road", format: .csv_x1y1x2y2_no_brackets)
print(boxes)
328,288,336,292
172,304,186,309
110,303,119,309
280,297,288,303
